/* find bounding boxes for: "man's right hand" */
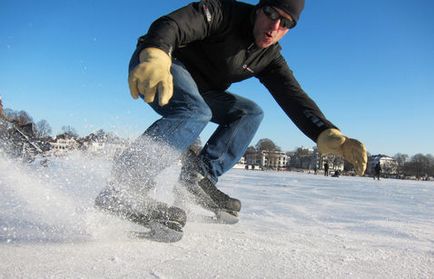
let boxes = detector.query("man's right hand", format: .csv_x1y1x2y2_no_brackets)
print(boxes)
128,47,173,106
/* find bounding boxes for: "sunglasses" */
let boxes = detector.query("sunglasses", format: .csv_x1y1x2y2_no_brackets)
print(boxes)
262,6,295,29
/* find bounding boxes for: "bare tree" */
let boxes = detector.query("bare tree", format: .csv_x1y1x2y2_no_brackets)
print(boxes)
0,96,4,117
16,111,33,125
289,147,316,169
3,109,33,125
61,125,79,138
35,120,52,138
244,146,256,156
255,138,280,152
427,154,434,177
393,153,409,175
403,154,432,178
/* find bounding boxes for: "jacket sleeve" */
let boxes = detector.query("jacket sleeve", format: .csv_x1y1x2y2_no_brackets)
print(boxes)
136,0,227,55
257,53,338,142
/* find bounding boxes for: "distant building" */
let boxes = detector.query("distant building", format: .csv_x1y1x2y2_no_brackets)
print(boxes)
367,154,398,176
244,149,287,170
79,131,129,158
244,149,259,169
287,148,344,174
288,148,317,170
260,150,287,170
233,156,246,169
318,154,345,172
49,135,79,156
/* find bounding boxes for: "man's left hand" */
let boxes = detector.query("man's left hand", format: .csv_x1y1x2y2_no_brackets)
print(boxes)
317,128,367,176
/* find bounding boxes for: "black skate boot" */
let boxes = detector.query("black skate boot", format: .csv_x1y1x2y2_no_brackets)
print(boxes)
95,185,187,242
177,148,241,223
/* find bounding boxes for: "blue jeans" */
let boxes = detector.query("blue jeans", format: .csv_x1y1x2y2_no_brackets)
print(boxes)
125,51,264,184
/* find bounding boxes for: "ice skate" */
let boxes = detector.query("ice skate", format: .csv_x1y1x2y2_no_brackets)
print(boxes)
176,175,240,224
95,185,186,242
177,149,241,224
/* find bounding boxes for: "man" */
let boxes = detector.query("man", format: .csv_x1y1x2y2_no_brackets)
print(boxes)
374,162,381,180
324,162,329,176
96,0,367,233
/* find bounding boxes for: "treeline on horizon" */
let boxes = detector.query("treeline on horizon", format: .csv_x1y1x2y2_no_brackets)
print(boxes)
3,107,434,178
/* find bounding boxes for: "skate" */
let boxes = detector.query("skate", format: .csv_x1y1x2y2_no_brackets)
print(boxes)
95,186,187,242
175,177,239,224
176,147,241,224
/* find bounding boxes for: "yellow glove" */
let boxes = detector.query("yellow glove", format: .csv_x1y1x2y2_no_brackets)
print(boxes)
317,128,367,176
128,47,173,106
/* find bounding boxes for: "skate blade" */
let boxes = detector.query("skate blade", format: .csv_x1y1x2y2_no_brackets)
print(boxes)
149,221,184,242
129,221,183,243
174,185,239,225
215,210,239,224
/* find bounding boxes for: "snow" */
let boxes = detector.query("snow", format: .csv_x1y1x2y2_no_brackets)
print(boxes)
1,152,433,278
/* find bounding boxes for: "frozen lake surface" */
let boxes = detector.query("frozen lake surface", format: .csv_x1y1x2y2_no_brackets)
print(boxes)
1,153,433,278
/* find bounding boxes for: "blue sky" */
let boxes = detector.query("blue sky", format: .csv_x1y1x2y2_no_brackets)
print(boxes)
1,0,433,156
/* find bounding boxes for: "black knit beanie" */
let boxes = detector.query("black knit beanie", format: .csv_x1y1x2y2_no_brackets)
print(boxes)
257,0,305,27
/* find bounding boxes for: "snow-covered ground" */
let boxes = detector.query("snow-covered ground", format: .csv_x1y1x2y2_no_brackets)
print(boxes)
1,152,433,278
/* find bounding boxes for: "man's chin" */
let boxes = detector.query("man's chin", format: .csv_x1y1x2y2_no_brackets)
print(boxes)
256,39,274,49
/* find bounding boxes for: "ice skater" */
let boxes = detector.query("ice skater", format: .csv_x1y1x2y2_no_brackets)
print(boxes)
95,0,367,239
374,162,382,180
324,162,329,176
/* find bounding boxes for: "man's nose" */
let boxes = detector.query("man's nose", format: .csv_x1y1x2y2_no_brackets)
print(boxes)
269,19,281,31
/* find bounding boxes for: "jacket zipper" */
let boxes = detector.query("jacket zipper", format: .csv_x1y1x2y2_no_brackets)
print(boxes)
242,43,256,74
242,64,254,73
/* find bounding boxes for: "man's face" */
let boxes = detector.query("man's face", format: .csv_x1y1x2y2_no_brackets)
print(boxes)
253,6,293,48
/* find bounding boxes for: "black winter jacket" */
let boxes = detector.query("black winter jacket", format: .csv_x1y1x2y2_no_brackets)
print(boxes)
136,0,337,142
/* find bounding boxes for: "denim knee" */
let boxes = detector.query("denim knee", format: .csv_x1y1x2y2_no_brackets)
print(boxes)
187,103,213,123
241,102,264,122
